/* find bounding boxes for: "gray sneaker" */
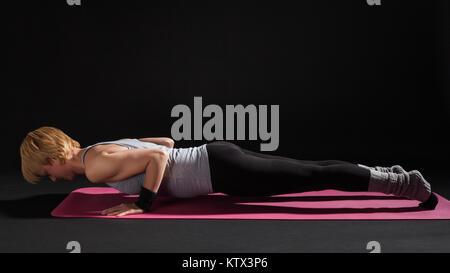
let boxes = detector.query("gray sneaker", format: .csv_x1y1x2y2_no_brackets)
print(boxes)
374,165,407,174
407,170,432,202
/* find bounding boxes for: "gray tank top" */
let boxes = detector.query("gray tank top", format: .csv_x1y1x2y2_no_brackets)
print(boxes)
81,138,213,198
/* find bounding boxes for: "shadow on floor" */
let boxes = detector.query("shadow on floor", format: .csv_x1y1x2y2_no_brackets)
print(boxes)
1,192,430,219
0,194,68,219
150,194,427,215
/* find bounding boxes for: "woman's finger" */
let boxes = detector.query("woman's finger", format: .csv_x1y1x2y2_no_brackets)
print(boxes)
102,203,125,215
102,208,117,215
102,207,118,215
101,203,144,216
116,210,133,217
108,208,126,216
113,208,134,217
117,208,142,217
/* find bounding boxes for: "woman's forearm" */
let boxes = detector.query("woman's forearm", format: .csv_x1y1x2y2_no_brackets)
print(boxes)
139,137,174,148
143,151,169,193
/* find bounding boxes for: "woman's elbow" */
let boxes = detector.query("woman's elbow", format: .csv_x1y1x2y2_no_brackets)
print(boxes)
165,138,174,148
153,149,170,161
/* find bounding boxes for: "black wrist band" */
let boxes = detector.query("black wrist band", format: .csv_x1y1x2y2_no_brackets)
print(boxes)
135,187,157,212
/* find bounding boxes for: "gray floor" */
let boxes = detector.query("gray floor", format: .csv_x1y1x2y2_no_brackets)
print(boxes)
1,171,449,253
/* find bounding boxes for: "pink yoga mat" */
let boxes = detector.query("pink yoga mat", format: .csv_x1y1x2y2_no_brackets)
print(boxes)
51,187,450,220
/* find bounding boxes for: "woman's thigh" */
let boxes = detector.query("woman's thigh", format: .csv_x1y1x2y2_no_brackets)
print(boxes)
238,145,355,166
206,141,370,196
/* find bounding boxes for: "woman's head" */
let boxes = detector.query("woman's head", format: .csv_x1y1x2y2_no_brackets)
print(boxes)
20,126,81,184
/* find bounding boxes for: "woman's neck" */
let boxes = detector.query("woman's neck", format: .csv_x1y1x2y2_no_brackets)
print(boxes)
70,147,87,175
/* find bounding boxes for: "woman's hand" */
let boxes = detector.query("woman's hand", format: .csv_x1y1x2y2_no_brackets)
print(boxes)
101,203,144,217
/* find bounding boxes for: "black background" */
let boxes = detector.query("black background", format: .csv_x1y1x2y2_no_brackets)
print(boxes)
2,0,450,254
4,0,450,177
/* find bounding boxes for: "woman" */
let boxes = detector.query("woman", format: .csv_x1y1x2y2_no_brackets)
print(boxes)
20,126,438,217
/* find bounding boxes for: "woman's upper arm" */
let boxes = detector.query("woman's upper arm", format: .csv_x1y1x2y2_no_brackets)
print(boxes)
85,148,169,183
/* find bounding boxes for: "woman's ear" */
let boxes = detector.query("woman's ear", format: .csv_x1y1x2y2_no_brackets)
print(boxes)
44,158,53,166
47,158,63,166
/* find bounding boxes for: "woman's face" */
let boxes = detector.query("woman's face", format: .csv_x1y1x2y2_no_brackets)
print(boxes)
38,158,75,182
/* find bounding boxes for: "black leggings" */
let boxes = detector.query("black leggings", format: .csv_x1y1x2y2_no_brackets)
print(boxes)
205,141,371,196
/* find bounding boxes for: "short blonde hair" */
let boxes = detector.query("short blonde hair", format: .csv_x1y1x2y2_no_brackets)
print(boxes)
20,126,80,184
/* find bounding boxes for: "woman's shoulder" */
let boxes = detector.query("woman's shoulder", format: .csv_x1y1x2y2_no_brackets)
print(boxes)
87,139,132,154
83,144,130,183
83,142,130,168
